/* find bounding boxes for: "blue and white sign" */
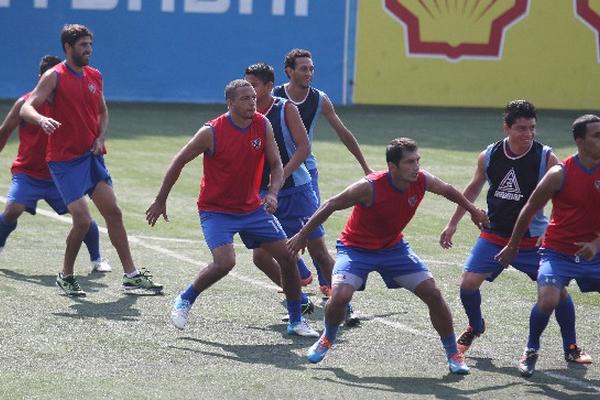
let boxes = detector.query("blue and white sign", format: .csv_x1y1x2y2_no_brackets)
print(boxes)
0,0,357,103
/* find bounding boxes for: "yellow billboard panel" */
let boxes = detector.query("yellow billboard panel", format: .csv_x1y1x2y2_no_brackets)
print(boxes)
355,0,600,110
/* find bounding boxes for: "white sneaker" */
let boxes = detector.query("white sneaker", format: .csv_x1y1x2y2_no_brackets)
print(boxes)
287,318,319,337
171,294,192,330
91,258,112,272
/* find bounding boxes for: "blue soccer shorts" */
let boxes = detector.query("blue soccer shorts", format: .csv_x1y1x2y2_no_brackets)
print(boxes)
538,248,600,292
199,206,287,251
331,240,433,292
6,173,68,215
48,152,112,206
464,237,539,282
308,168,321,205
268,184,324,241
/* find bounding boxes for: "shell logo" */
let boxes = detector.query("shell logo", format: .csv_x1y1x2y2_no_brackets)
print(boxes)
383,0,530,61
574,0,600,62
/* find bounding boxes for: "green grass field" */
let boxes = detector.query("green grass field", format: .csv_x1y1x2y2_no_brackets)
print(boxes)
0,100,598,399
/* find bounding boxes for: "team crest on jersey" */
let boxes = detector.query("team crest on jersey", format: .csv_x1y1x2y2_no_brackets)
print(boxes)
250,138,262,149
494,168,523,201
88,83,96,94
408,195,417,207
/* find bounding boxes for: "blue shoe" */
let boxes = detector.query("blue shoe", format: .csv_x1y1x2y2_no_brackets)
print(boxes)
307,335,333,364
171,294,193,330
448,352,469,375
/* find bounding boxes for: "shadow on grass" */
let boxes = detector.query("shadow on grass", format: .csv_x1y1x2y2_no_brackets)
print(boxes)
314,366,515,399
52,295,141,321
0,268,109,293
470,357,599,399
278,297,405,327
169,325,334,371
0,268,146,321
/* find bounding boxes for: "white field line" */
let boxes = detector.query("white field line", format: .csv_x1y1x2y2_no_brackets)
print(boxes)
0,197,276,291
3,198,597,391
542,371,599,390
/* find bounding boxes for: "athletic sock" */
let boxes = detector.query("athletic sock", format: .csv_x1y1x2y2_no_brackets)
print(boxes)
323,323,339,343
83,220,101,262
441,334,459,358
300,292,309,304
180,283,200,304
555,294,577,352
460,288,484,333
125,269,141,278
296,258,312,281
0,213,17,247
527,304,552,350
314,262,330,287
286,299,302,324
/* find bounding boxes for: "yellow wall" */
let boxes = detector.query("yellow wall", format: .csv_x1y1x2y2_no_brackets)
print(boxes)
355,0,600,110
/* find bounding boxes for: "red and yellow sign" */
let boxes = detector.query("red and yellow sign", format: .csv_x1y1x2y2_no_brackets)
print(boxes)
383,0,529,60
355,0,600,110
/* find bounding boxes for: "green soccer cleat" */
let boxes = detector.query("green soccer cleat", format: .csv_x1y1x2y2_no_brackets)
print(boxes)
56,272,86,297
122,269,163,293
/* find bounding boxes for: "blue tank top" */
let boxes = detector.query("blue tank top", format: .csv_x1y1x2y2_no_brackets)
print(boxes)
484,139,551,237
273,84,326,171
260,97,311,195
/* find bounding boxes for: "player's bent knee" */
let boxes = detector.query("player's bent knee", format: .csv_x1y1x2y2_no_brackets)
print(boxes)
415,281,443,305
537,298,559,314
213,259,235,273
252,249,271,266
2,204,25,222
102,205,123,223
72,218,92,234
460,273,485,291
331,284,354,305
274,253,297,271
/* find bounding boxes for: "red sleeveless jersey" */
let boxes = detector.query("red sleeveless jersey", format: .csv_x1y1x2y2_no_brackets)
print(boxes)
197,112,267,213
11,93,51,179
47,62,105,161
543,155,600,255
340,171,427,250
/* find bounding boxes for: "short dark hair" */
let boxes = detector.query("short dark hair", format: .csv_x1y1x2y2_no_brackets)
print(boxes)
571,114,600,140
386,138,418,165
224,79,253,101
284,48,312,71
60,24,93,52
503,99,537,127
39,55,61,75
245,63,275,84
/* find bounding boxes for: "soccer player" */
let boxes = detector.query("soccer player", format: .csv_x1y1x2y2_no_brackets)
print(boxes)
274,48,372,297
0,55,110,273
496,114,600,378
439,100,588,364
20,24,162,296
287,138,489,374
244,63,325,313
244,63,359,325
146,79,318,337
